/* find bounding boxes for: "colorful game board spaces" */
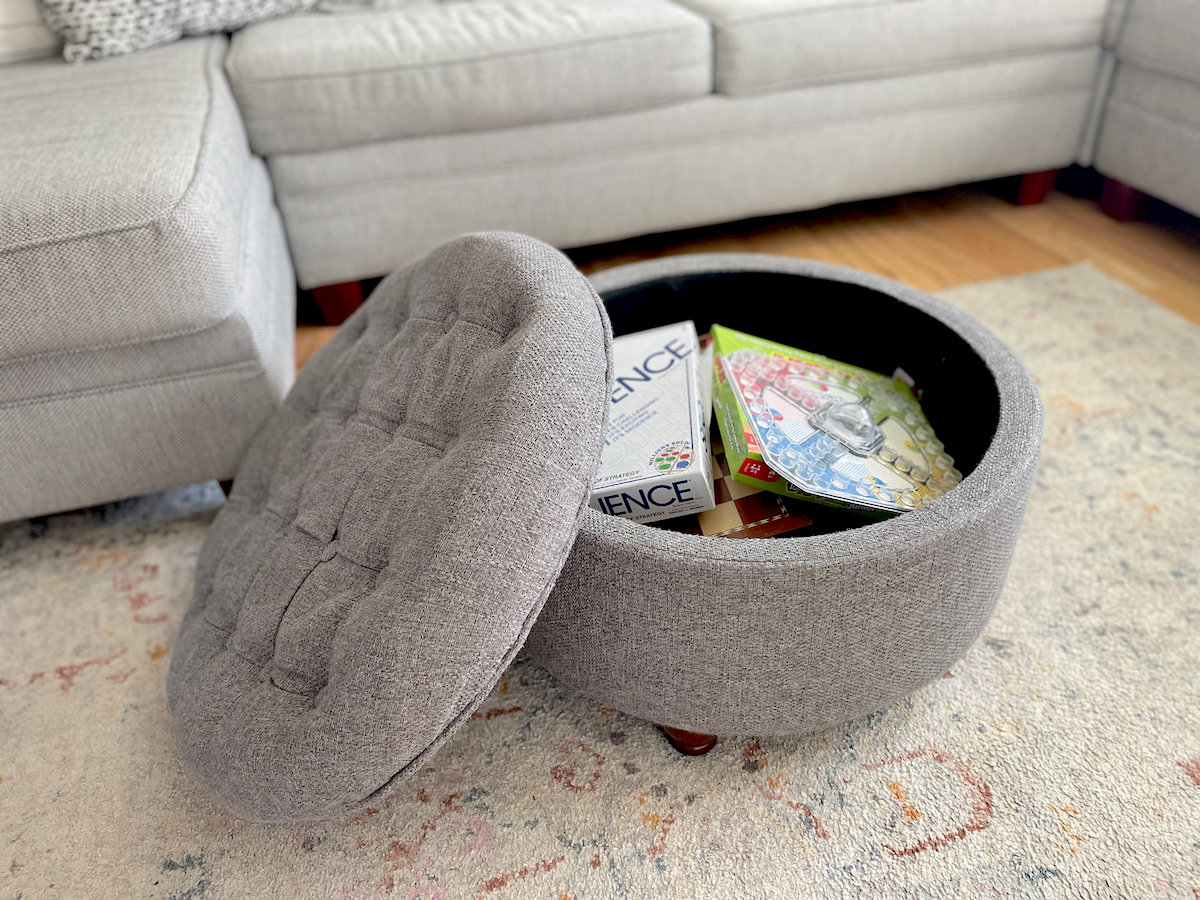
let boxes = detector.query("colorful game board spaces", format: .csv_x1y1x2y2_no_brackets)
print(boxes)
713,327,962,514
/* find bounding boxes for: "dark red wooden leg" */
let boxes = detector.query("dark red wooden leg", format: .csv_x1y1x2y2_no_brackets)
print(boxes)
1016,170,1060,206
311,281,364,326
662,726,718,756
1099,178,1145,222
218,480,234,497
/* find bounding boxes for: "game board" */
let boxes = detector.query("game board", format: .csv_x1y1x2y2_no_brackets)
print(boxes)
711,325,963,514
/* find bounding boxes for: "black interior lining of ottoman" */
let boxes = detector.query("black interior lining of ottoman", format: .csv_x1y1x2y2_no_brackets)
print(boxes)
601,272,1000,478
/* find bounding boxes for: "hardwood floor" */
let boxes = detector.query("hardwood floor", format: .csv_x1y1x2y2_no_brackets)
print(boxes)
294,325,340,375
294,187,1200,373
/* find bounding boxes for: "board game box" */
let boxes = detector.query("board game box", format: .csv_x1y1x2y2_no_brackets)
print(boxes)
711,324,962,515
589,322,716,524
650,430,815,538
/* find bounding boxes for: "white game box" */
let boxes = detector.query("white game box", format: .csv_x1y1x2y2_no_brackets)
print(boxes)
589,321,716,523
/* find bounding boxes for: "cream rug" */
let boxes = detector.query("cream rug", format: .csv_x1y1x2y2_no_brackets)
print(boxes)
3,264,1199,900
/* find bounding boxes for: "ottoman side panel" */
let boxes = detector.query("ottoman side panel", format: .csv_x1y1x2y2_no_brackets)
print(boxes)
528,253,1043,736
530,453,1034,736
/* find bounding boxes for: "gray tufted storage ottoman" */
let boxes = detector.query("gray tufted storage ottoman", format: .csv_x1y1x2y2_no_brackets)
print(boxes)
524,253,1043,739
169,238,1041,822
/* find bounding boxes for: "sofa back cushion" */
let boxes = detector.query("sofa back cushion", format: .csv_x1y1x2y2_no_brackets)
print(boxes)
0,0,59,64
37,0,317,62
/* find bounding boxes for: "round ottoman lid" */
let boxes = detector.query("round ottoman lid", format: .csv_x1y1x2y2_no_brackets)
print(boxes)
167,232,613,822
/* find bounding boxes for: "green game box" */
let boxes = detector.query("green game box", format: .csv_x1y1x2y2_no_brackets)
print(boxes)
710,324,962,515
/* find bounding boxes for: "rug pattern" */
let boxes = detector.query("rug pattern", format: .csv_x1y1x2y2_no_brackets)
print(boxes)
2,264,1199,899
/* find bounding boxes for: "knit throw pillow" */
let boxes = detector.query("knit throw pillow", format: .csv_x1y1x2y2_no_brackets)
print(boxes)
39,0,317,62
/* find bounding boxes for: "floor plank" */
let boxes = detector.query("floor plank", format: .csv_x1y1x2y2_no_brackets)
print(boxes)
294,325,339,374
296,187,1200,373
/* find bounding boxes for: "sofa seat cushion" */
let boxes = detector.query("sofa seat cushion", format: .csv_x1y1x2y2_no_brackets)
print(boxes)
1115,0,1200,83
2,38,253,360
674,0,1110,95
0,36,296,520
224,0,713,155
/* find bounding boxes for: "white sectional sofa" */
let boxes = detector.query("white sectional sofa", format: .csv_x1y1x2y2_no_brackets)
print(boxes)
0,0,1192,521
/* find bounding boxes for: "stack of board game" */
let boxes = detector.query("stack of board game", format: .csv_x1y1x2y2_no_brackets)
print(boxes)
651,430,815,538
589,321,959,534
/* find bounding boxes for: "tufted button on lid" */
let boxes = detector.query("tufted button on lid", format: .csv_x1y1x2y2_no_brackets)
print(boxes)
167,233,613,822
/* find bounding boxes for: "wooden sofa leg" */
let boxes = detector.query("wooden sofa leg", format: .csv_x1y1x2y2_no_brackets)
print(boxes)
662,726,718,756
1099,178,1145,222
1016,169,1060,205
311,280,364,326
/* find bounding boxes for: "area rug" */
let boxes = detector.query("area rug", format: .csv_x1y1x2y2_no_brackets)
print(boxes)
2,264,1198,900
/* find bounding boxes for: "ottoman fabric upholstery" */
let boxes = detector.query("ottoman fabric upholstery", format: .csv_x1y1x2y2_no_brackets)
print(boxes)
524,254,1043,737
168,233,613,822
226,0,713,155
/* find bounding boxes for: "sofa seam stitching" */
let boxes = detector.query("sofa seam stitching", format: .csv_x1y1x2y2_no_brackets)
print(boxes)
701,0,909,27
227,22,706,84
276,84,1091,200
0,359,262,410
718,44,1099,95
1105,94,1200,135
0,314,239,369
262,87,712,156
1114,55,1200,87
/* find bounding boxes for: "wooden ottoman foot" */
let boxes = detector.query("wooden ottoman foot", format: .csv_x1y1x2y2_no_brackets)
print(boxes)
662,726,718,756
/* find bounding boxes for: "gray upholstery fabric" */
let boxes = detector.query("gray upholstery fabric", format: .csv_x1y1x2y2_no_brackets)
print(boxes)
168,232,613,823
1093,0,1200,218
0,0,59,64
268,49,1098,287
226,0,712,155
671,0,1109,95
38,0,316,62
1094,63,1200,219
1114,0,1200,83
1106,60,1200,132
0,36,295,522
524,254,1043,737
1103,0,1132,46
